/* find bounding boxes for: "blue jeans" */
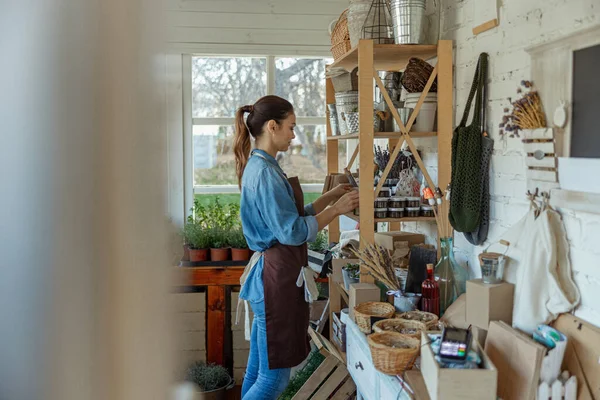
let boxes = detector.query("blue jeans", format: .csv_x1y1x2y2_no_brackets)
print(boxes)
241,300,291,400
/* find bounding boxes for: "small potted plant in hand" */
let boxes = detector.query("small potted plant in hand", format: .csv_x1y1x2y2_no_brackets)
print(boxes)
183,361,234,400
230,229,250,261
182,223,210,262
342,263,360,290
209,228,231,262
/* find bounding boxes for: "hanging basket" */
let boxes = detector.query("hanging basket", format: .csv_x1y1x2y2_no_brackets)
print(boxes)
395,310,439,329
354,302,395,333
401,57,438,93
331,9,352,60
372,318,427,339
367,332,420,375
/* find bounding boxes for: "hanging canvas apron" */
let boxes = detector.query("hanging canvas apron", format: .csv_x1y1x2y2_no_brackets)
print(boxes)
236,169,318,369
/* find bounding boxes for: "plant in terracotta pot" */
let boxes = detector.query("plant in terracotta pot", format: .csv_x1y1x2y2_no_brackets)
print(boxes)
182,223,210,262
230,229,250,261
209,228,231,262
308,230,332,277
183,361,234,399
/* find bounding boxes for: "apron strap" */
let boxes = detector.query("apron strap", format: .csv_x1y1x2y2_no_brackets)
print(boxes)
235,251,264,341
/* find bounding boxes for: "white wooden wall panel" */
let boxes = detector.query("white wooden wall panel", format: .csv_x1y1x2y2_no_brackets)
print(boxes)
166,0,347,53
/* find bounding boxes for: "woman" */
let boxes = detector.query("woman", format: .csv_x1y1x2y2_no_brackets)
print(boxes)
234,95,359,399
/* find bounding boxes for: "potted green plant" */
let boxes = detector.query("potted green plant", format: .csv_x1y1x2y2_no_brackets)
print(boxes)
230,229,250,261
308,230,332,277
182,223,210,262
342,263,360,291
209,228,230,262
184,361,234,399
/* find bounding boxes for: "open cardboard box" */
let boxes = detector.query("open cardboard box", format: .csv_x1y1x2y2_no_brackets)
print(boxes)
421,331,498,400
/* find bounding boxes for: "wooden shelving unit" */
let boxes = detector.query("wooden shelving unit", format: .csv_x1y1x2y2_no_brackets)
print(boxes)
326,39,453,342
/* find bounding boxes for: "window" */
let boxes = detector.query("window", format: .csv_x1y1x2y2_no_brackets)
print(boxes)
190,56,334,196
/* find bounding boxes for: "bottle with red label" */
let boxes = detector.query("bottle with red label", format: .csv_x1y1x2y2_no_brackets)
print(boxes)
421,263,440,316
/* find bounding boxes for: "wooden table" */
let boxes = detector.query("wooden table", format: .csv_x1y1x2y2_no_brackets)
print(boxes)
175,262,246,370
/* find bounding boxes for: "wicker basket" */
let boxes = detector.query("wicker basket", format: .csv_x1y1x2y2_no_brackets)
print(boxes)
367,332,420,375
331,9,352,60
401,57,438,93
372,318,427,339
354,302,395,334
395,310,439,329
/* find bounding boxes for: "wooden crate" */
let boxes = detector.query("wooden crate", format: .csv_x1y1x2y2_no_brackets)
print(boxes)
291,328,356,400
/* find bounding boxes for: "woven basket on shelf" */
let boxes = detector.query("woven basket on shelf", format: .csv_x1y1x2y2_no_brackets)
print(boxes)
354,302,395,334
372,318,427,339
367,332,420,375
401,57,438,93
395,310,439,329
331,9,352,60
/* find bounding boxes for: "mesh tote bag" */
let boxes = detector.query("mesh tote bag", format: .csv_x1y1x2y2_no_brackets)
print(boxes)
449,53,488,233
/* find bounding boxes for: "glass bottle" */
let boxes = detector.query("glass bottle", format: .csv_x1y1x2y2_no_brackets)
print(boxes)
435,237,469,316
421,263,440,316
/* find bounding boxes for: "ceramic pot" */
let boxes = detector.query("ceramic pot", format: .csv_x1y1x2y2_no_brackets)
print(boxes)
189,248,209,262
231,248,251,261
210,248,230,262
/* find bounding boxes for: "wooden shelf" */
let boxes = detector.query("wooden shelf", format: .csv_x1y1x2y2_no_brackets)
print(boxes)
327,131,437,141
336,282,349,304
343,212,436,224
329,43,438,72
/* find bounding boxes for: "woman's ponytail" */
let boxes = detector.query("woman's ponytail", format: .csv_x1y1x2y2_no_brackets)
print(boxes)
233,96,294,187
234,105,253,187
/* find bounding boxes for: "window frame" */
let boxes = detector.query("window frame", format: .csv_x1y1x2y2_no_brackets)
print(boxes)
186,54,329,196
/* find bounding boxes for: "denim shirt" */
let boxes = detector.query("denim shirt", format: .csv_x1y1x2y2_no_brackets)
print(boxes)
238,149,318,303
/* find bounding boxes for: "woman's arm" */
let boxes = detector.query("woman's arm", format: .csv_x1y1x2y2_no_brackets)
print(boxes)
315,189,359,231
309,184,353,214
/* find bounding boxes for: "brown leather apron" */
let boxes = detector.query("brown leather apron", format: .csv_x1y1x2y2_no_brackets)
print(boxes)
262,176,311,369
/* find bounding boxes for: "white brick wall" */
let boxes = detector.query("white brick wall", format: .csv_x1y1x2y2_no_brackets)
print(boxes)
408,0,600,327
231,291,252,384
173,292,206,377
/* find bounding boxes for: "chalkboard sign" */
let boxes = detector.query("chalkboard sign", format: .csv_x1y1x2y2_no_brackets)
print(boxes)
572,44,600,158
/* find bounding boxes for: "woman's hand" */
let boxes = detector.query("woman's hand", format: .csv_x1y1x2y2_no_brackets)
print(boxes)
328,184,354,202
333,189,360,215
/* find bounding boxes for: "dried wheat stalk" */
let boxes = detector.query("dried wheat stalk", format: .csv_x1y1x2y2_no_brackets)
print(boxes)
351,242,401,292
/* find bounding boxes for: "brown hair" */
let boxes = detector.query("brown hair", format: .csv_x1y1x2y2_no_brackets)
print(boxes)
234,95,294,187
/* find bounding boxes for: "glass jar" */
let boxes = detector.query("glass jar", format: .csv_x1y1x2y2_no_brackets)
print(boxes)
374,197,389,208
374,208,388,218
387,207,405,218
389,196,406,208
378,187,391,198
385,178,399,187
406,207,420,217
421,206,434,217
406,197,421,207
435,237,469,316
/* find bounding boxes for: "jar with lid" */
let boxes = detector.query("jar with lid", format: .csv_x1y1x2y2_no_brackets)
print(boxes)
406,207,420,218
374,197,389,208
389,196,407,208
406,196,421,207
374,208,388,218
378,187,391,198
387,208,405,218
421,206,434,217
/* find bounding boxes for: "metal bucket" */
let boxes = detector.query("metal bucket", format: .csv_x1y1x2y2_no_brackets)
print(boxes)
392,107,414,132
390,0,427,44
335,91,358,135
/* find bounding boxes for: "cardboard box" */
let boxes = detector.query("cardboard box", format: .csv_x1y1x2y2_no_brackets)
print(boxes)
331,258,359,285
484,321,546,400
421,331,498,400
466,279,514,330
349,283,380,321
552,314,600,399
374,231,425,252
472,326,488,348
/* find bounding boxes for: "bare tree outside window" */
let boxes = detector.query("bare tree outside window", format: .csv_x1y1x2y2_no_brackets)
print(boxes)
192,56,334,187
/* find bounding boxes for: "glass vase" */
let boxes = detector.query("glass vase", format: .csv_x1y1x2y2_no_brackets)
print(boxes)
434,237,469,316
